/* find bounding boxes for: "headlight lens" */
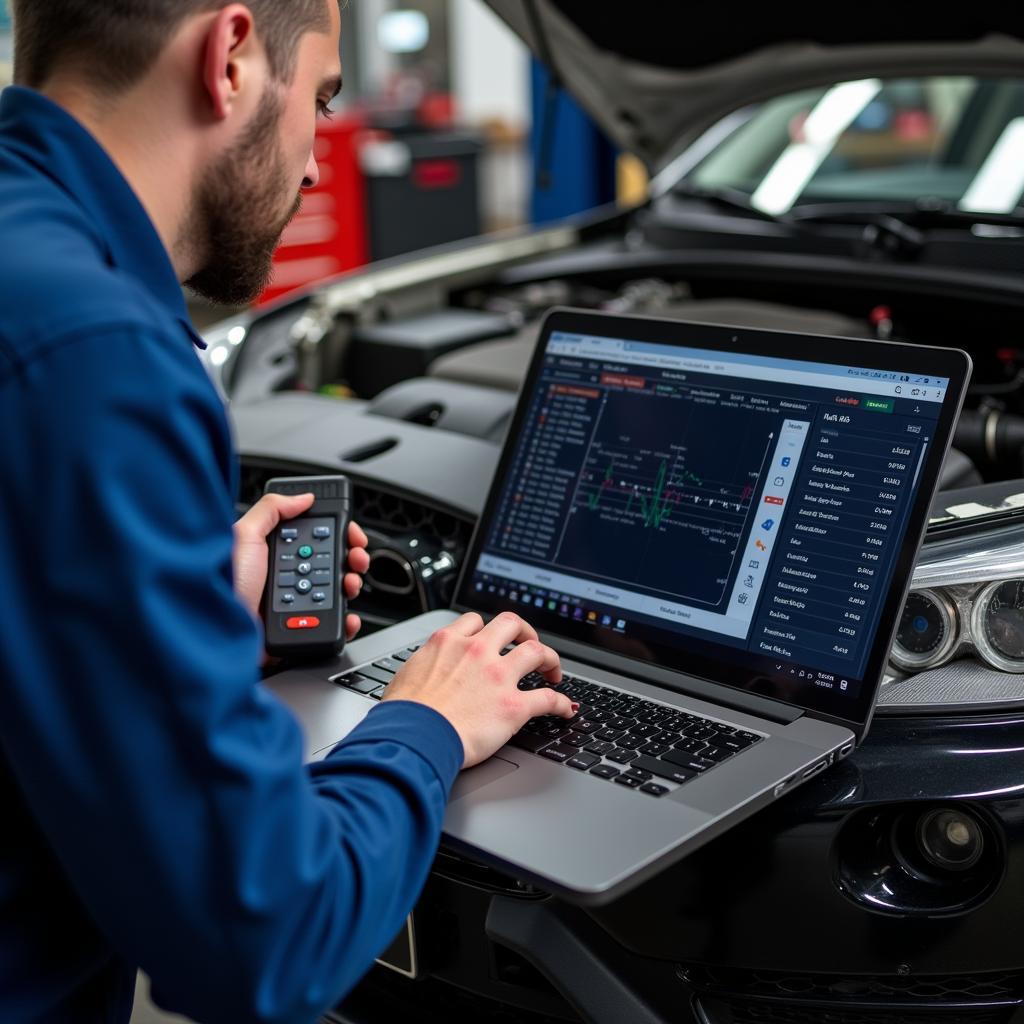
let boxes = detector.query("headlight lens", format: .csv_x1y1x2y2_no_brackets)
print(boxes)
971,578,1024,673
892,589,958,671
891,577,1024,675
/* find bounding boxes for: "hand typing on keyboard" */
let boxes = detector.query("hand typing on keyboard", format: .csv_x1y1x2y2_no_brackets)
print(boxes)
380,612,576,768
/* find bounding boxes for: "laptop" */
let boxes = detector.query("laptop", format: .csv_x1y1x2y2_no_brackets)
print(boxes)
268,308,971,906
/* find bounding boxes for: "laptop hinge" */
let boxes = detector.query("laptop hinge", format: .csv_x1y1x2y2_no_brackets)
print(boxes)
542,632,802,726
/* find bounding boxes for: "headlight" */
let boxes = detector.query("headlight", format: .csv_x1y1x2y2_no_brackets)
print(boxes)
892,581,1024,675
886,522,1024,679
880,526,1024,710
889,580,1024,676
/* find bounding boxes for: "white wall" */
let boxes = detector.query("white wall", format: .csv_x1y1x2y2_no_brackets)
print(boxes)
354,0,396,98
448,0,529,127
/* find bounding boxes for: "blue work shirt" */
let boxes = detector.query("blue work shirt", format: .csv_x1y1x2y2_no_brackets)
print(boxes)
0,86,464,1024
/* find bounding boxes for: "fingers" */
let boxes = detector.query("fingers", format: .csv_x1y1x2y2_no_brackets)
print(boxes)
343,572,363,600
346,520,370,574
443,612,486,638
347,520,369,549
347,545,370,574
502,638,562,683
235,492,315,541
520,686,575,721
477,611,539,650
345,613,362,641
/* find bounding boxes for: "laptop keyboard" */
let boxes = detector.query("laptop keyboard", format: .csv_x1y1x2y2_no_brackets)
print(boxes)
332,648,764,798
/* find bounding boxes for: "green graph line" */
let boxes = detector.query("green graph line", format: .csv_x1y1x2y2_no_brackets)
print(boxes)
639,461,669,527
674,470,704,487
588,462,613,510
588,459,705,527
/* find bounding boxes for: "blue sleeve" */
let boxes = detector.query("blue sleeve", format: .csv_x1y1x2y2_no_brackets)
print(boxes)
0,327,464,1024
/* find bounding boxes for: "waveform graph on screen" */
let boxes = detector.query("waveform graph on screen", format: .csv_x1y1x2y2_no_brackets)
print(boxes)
553,388,773,606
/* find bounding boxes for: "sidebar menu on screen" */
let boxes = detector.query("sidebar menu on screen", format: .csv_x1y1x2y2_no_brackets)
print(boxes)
750,397,932,687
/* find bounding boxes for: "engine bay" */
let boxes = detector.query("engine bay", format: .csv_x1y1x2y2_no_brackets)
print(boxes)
223,227,1024,480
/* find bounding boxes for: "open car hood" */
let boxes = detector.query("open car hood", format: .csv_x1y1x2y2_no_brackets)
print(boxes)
483,1,1024,171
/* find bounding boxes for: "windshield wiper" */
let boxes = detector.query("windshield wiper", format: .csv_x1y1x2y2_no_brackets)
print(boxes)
788,199,1024,259
670,187,1024,259
788,197,1024,232
671,181,784,224
675,187,1024,230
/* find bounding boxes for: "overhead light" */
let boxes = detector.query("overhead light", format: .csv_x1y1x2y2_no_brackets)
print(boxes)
378,11,430,55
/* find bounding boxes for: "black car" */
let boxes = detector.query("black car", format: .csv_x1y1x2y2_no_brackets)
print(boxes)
207,7,1024,1022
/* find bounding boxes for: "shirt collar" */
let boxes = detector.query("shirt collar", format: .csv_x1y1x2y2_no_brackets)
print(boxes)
0,85,207,349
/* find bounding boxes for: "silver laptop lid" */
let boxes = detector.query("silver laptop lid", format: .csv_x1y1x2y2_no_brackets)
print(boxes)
453,309,971,730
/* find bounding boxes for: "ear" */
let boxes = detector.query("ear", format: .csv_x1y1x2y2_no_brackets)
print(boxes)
201,4,258,121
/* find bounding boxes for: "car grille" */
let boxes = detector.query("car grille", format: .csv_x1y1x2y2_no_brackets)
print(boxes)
688,966,1023,1024
697,997,1013,1024
683,967,1024,1004
237,462,472,548
353,487,468,546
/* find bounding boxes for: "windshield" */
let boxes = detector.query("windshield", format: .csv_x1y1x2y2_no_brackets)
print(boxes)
688,77,1024,217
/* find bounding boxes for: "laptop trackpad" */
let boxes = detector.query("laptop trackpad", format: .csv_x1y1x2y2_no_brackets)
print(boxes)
450,755,519,800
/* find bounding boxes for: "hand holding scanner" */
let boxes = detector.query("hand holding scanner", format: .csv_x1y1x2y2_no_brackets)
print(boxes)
263,475,351,660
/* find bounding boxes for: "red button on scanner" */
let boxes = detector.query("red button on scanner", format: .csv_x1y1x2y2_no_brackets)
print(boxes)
286,616,321,630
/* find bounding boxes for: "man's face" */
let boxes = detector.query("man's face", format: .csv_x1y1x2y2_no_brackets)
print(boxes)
185,2,342,306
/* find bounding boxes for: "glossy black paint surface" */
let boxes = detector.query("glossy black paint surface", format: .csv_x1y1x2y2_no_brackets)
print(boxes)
590,713,1024,975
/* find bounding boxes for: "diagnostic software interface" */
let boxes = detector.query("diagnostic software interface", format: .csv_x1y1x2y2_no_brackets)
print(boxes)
468,330,949,701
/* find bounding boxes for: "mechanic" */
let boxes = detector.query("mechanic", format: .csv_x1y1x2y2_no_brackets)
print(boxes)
0,2,576,1022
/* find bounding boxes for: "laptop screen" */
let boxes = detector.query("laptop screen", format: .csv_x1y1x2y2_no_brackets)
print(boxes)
456,311,968,724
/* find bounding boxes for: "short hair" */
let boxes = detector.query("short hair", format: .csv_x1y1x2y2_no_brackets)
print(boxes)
10,0,335,93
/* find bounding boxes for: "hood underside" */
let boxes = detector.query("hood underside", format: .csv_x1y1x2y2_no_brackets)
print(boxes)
484,1,1024,170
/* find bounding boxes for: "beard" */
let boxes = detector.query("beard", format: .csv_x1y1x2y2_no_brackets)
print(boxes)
184,91,302,306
